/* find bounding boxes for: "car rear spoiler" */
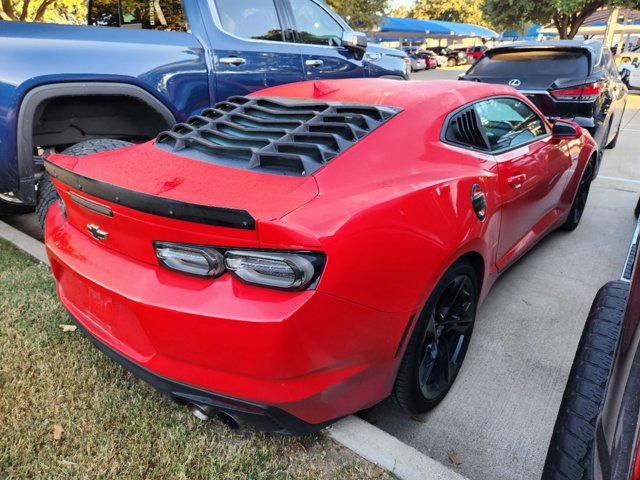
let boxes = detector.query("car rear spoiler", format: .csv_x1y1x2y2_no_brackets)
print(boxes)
44,159,256,230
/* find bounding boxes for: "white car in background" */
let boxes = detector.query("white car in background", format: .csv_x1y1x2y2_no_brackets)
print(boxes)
619,57,640,89
424,50,447,67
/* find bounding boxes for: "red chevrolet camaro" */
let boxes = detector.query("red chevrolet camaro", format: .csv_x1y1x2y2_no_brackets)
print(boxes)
43,79,597,435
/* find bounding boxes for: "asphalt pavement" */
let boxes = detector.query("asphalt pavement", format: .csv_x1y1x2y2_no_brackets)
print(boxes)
362,68,640,479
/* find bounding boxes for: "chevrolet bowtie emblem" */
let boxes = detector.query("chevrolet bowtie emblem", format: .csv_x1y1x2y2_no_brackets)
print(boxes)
87,224,108,241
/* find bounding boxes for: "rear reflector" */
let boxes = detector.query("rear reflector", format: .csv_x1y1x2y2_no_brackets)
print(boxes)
632,433,640,480
550,83,602,101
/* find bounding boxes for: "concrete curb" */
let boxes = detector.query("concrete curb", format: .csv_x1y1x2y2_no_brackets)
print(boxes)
328,416,469,480
0,220,49,266
0,217,465,480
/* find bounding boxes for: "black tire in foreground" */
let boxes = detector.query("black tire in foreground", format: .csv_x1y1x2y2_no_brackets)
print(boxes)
542,280,628,480
562,158,595,231
36,138,132,229
392,259,478,414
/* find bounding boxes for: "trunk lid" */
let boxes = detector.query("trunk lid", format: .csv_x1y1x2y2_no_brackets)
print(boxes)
45,142,319,263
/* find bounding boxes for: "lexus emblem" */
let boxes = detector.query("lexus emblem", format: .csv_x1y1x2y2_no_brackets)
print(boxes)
508,79,521,87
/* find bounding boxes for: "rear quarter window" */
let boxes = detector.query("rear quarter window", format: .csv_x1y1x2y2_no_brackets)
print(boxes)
469,50,589,78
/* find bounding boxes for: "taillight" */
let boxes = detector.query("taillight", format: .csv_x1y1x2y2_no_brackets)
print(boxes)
153,241,325,290
632,433,640,480
550,82,603,101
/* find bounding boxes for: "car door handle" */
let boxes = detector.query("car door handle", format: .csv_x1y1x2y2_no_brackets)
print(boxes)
219,57,246,66
507,174,527,188
305,59,324,67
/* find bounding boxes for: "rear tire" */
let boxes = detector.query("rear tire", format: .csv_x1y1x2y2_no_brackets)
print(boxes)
447,58,456,67
606,104,625,150
392,259,478,414
606,126,620,149
36,138,132,230
542,281,627,480
562,158,595,231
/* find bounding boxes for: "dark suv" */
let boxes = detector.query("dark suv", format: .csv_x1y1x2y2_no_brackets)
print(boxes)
543,198,640,480
460,40,627,155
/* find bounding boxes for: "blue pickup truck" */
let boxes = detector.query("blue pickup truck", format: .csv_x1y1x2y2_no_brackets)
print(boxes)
0,0,406,219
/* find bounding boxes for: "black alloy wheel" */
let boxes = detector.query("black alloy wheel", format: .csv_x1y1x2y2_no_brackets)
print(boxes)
418,274,475,400
393,259,478,413
563,159,595,231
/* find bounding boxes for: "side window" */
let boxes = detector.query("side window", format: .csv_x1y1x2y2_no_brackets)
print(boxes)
475,98,547,151
289,0,343,47
214,0,284,41
90,0,187,31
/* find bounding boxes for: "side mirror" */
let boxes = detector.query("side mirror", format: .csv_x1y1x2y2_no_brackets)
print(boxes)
552,120,582,139
342,31,367,60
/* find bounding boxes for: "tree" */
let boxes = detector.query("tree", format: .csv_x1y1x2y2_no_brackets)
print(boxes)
0,0,86,23
411,0,489,27
326,0,389,30
390,5,410,18
484,0,640,39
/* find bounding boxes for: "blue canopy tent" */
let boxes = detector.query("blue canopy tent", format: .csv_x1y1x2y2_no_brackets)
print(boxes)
498,24,556,41
373,16,498,43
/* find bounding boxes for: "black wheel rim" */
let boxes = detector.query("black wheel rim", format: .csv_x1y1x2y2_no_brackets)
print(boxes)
418,274,476,400
571,161,594,224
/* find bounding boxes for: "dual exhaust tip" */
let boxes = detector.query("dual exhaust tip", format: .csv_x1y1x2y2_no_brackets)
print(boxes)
187,403,240,430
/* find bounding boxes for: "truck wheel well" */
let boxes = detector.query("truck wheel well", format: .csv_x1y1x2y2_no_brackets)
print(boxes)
33,95,172,149
16,82,177,205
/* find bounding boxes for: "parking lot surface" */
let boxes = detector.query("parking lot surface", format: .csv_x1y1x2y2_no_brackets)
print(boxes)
363,69,640,479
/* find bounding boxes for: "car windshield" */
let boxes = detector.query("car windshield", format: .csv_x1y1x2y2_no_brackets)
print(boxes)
469,50,589,77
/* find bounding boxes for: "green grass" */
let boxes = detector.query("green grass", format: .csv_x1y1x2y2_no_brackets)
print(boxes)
0,240,390,479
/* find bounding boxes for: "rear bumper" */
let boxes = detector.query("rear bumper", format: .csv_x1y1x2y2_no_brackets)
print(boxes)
68,310,333,435
45,203,409,430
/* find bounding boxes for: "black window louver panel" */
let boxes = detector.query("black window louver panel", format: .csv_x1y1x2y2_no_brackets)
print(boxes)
155,96,402,176
446,109,488,151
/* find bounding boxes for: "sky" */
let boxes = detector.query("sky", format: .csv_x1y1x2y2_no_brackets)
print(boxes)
389,0,414,9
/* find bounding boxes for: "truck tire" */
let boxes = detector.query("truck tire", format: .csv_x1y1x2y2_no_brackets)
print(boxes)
36,139,132,229
541,281,628,480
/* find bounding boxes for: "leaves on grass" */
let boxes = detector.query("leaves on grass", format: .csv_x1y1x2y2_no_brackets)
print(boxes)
410,415,426,423
447,451,462,467
59,324,77,332
53,424,64,441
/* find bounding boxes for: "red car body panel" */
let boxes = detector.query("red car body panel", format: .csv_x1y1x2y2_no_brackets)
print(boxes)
44,79,597,432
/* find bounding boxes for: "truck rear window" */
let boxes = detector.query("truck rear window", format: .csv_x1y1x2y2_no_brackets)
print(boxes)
469,50,589,77
90,0,186,31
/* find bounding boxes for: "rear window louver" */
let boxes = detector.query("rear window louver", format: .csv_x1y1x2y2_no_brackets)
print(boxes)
156,96,401,176
445,109,488,150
